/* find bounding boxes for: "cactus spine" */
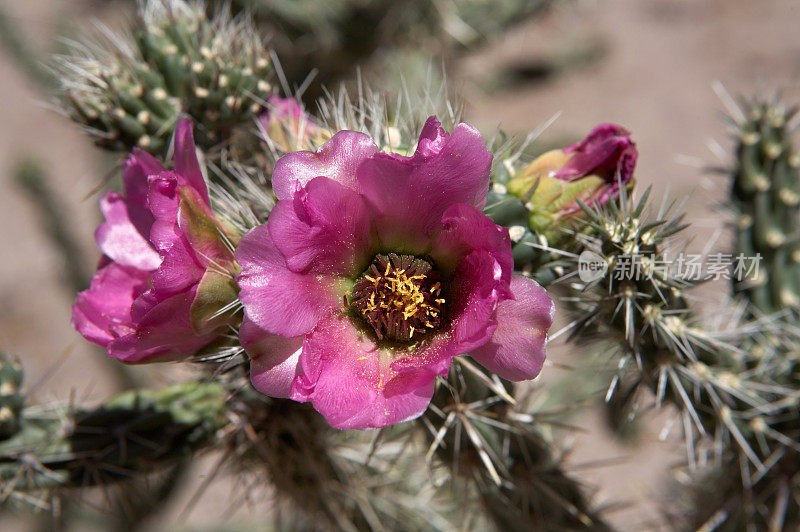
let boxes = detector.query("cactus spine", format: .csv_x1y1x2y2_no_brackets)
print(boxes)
425,360,611,531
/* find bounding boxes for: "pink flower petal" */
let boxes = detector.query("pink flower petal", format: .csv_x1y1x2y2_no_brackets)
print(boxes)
268,177,373,276
469,275,554,381
358,118,492,251
172,119,210,204
449,249,508,347
146,173,216,270
387,332,459,377
148,236,204,300
271,130,378,200
431,203,512,279
95,192,161,271
147,172,181,222
71,263,150,347
242,318,303,398
289,316,437,429
236,224,342,337
259,96,307,126
108,286,218,363
410,116,450,160
121,149,162,236
556,123,637,196
123,148,165,209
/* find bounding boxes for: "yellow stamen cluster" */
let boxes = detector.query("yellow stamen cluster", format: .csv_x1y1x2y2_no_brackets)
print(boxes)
350,253,445,342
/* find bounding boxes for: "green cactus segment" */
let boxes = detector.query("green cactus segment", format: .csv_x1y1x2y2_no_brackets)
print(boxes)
485,170,560,285
720,98,800,528
57,0,274,154
0,381,226,496
731,99,800,314
564,191,777,443
0,353,24,441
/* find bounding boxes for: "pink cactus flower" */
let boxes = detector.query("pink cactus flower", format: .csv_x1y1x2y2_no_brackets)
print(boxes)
236,117,554,429
258,95,328,153
72,119,239,363
261,95,306,123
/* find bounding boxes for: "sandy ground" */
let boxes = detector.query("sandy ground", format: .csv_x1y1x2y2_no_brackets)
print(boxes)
1,0,799,529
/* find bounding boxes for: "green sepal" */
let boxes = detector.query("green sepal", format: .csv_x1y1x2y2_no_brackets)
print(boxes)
552,175,605,212
178,185,239,268
526,175,604,238
190,268,240,334
506,149,571,198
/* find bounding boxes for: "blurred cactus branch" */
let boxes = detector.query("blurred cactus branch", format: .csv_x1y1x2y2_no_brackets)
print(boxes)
672,92,800,530
0,4,55,89
1,352,457,528
729,96,800,315
14,158,91,295
478,39,607,92
0,378,226,510
225,0,556,102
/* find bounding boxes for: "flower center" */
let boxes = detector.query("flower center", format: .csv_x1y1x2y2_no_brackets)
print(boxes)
349,253,445,342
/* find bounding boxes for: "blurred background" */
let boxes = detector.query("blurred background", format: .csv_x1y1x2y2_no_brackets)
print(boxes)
1,0,799,529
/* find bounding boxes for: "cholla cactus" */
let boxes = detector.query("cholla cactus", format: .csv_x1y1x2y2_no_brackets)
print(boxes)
5,72,602,529
482,105,800,525
0,353,23,441
54,0,274,154
534,186,800,529
667,93,800,530
19,0,799,526
730,97,800,314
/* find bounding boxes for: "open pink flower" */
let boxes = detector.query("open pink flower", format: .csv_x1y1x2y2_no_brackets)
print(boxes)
72,119,239,363
236,117,554,429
